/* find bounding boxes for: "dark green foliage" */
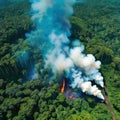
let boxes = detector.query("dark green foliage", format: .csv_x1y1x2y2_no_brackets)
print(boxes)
0,0,120,120
112,57,120,71
0,1,31,82
0,77,112,120
0,1,31,45
71,0,120,119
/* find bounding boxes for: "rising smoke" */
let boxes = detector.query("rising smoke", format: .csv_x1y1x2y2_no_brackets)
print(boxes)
27,0,104,100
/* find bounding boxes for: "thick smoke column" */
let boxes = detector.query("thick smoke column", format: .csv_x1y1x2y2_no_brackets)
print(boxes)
28,0,104,99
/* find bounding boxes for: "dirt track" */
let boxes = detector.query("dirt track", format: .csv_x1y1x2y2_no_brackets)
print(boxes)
103,87,117,120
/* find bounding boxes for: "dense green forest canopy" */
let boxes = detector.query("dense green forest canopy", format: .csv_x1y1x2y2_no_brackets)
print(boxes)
0,0,120,120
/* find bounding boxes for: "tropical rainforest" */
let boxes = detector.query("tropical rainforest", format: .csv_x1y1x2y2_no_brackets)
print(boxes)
0,0,120,120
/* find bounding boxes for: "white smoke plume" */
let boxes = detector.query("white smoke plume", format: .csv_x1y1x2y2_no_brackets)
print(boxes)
28,0,104,99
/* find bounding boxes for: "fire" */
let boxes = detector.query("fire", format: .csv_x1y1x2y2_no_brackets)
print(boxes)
68,94,74,100
61,80,65,93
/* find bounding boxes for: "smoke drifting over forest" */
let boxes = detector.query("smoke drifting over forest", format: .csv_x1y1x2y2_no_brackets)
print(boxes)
26,0,104,99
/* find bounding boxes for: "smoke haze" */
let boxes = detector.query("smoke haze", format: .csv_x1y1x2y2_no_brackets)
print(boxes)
27,0,104,99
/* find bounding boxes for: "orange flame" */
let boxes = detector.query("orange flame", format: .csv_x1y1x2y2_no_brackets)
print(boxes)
61,80,65,93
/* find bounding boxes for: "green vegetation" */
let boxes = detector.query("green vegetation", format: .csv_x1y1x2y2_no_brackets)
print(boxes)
0,1,31,82
0,79,112,120
0,0,120,120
